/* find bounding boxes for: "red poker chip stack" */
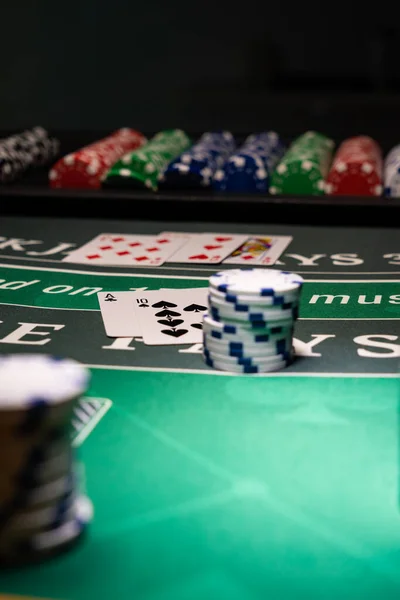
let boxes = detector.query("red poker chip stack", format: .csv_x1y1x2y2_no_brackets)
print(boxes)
324,136,383,196
49,129,146,189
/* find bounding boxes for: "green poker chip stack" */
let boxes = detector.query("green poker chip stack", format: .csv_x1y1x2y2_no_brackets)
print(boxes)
103,129,191,191
269,131,334,195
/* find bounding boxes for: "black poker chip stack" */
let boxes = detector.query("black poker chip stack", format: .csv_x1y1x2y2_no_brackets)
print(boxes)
0,126,59,183
0,354,93,565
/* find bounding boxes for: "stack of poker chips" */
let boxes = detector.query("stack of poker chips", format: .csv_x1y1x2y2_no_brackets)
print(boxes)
0,355,93,565
0,127,59,183
384,144,400,197
49,128,146,189
213,131,285,193
270,131,334,196
158,131,235,189
325,136,383,196
202,269,303,374
104,129,191,191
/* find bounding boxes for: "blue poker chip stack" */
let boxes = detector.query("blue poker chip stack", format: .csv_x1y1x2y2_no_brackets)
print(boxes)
158,131,235,189
202,269,303,373
212,132,285,193
0,355,93,564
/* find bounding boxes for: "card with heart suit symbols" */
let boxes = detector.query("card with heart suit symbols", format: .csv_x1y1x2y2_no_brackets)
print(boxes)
131,288,208,345
165,233,249,264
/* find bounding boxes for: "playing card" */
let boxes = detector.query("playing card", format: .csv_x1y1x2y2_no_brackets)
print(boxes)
222,235,293,265
98,292,142,337
132,288,208,345
160,231,195,240
166,233,248,264
63,233,187,266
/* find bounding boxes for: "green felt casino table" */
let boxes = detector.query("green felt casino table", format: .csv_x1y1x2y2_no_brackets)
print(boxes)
0,215,398,600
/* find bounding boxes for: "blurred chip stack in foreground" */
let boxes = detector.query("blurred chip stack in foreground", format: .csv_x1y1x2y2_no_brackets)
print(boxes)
0,355,93,565
202,269,303,373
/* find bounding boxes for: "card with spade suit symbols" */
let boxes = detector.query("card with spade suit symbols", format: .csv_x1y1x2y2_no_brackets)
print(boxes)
97,291,142,337
131,288,208,345
165,233,248,264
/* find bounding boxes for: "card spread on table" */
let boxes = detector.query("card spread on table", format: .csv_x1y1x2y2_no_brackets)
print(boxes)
223,235,293,265
130,288,208,345
64,231,292,267
166,233,248,264
63,233,187,266
98,291,142,337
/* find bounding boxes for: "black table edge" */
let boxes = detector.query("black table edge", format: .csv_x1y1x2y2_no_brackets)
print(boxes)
1,185,399,227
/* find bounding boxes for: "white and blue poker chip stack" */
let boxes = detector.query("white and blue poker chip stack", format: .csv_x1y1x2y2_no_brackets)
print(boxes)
158,131,235,189
212,132,285,193
202,269,303,373
0,127,59,183
0,354,93,564
383,144,400,197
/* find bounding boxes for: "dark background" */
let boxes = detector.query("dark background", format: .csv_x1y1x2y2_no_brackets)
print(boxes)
1,0,400,147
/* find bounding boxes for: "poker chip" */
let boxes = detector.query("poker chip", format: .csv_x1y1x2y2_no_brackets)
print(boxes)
0,495,93,563
14,448,74,494
269,131,334,196
209,286,299,306
203,354,290,374
3,492,77,536
209,303,297,323
0,354,93,565
49,129,146,190
203,335,292,357
104,129,191,191
325,136,383,196
30,494,93,550
203,329,292,349
203,346,293,366
159,131,235,189
22,448,73,485
203,325,293,346
202,269,302,374
209,288,299,311
212,131,285,193
0,127,59,184
209,269,304,296
203,312,294,334
383,144,400,197
27,472,76,507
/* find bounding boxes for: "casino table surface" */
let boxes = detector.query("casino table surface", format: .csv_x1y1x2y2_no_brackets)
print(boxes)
0,215,399,600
